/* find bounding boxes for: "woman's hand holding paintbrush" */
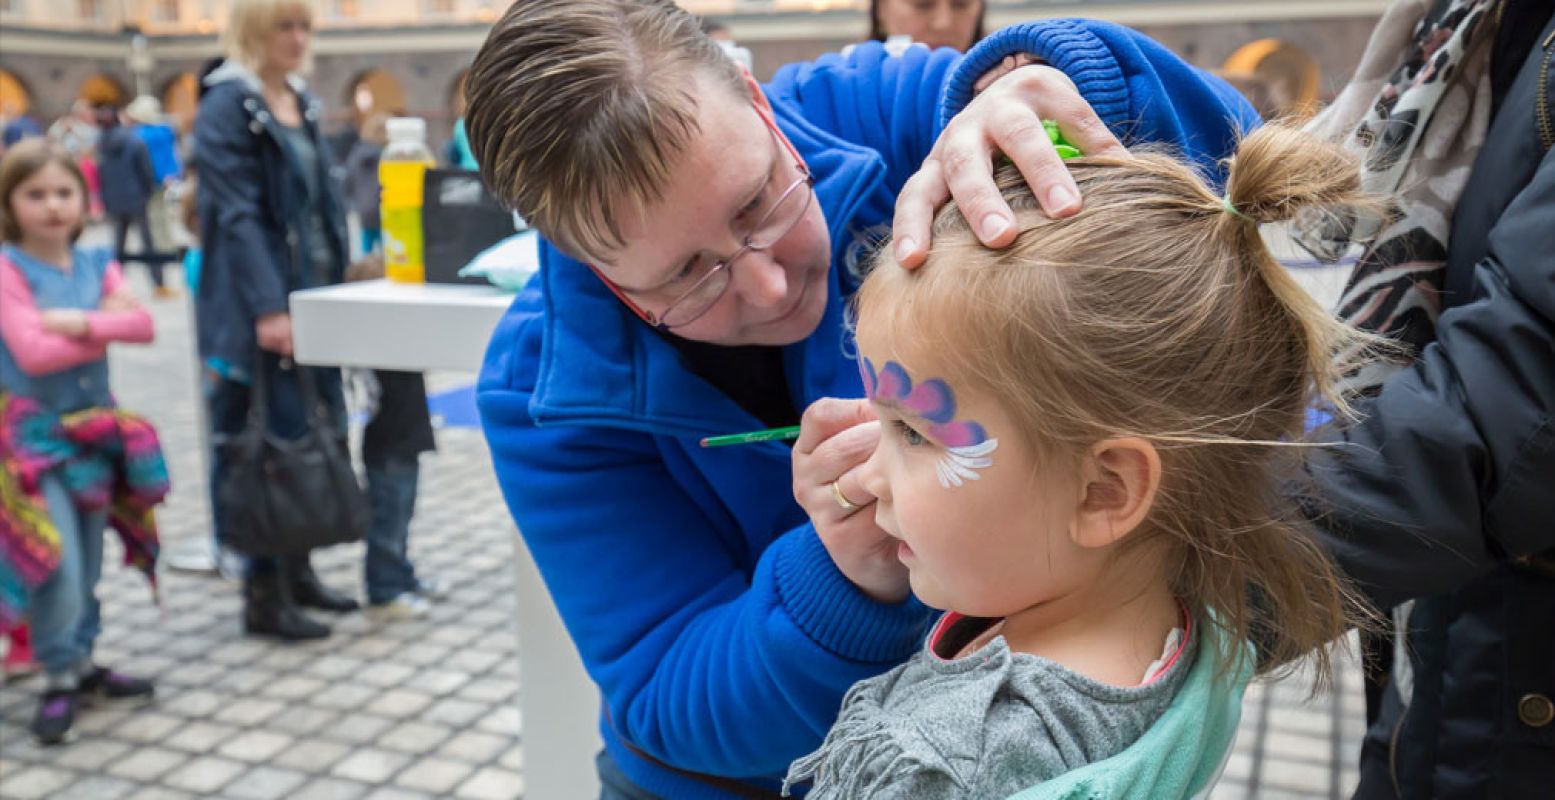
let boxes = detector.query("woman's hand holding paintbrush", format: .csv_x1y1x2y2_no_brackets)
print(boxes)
789,399,908,604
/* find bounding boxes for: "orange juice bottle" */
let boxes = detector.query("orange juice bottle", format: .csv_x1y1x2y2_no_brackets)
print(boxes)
379,117,436,283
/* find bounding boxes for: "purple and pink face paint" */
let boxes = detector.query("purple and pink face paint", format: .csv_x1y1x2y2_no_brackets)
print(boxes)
861,357,1000,488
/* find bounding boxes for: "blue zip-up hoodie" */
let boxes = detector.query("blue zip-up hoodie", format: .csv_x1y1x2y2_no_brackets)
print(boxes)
477,21,1258,799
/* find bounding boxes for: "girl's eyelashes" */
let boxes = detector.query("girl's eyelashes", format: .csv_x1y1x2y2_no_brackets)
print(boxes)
892,419,928,447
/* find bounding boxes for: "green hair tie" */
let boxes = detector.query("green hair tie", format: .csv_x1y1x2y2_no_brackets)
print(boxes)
1221,194,1252,222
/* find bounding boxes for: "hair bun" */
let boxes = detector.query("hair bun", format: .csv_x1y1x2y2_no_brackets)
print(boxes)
1222,124,1367,226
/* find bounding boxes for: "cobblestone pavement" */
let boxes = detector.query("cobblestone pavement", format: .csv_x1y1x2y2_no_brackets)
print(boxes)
0,258,1367,799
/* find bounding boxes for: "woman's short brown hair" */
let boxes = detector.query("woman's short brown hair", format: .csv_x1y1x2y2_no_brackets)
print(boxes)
0,138,89,243
463,0,746,260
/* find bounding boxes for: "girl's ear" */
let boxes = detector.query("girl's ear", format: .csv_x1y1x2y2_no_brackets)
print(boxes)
1070,437,1161,549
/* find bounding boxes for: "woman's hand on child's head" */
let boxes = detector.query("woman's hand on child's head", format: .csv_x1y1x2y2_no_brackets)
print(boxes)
255,312,294,357
893,64,1127,269
794,398,910,604
41,309,90,338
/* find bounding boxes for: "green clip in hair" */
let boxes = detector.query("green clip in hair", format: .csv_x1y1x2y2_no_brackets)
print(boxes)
1043,119,1083,160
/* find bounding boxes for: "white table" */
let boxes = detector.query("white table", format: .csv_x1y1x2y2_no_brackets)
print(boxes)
290,280,514,373
291,279,603,799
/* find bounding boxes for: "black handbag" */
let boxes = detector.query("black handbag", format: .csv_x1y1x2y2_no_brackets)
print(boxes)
216,357,369,556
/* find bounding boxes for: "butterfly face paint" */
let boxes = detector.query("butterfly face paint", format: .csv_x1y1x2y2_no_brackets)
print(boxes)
861,358,1000,488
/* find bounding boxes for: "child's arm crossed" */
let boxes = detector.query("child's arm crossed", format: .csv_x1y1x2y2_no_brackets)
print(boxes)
84,261,154,345
0,257,107,375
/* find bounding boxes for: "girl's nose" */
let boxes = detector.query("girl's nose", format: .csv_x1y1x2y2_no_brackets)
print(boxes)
857,443,888,503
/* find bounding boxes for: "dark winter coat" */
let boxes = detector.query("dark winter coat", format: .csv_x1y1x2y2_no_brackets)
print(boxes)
96,126,156,217
191,61,348,367
1301,5,1555,797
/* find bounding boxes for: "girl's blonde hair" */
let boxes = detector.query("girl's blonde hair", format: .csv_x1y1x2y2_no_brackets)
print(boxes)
222,0,314,75
0,138,89,244
857,125,1384,683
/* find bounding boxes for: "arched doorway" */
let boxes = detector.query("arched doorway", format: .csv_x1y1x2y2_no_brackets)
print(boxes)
79,73,128,108
0,68,30,119
161,72,200,134
347,69,406,124
1221,39,1321,120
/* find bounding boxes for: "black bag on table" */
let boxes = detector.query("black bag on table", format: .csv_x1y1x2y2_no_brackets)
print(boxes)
216,358,368,556
421,167,521,285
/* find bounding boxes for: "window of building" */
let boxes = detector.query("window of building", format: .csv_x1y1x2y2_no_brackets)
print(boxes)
79,0,102,19
334,0,359,17
425,0,456,14
154,0,180,21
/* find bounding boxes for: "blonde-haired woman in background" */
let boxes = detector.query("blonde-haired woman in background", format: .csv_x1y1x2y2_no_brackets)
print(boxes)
193,0,357,641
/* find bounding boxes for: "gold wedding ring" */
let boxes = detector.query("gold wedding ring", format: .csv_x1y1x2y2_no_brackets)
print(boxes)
830,479,862,513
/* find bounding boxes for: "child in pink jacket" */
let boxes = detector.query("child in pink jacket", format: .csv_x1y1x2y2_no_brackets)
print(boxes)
1,138,165,745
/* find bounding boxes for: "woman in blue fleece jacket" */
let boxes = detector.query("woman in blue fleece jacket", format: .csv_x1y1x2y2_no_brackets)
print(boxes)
461,2,1258,796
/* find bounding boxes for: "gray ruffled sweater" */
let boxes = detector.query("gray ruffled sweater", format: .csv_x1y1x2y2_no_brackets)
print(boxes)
784,613,1194,799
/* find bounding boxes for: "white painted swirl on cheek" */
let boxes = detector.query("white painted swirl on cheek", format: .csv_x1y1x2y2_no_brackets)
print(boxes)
934,438,1000,489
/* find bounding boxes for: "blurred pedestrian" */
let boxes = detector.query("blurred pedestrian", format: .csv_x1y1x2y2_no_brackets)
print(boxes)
0,138,166,746
47,101,99,162
194,0,357,641
47,102,105,220
870,0,985,53
95,107,170,294
126,96,183,299
445,117,478,171
343,254,443,619
343,112,388,257
1,113,42,148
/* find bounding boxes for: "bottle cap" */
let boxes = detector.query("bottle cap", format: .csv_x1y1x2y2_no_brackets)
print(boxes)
386,117,427,141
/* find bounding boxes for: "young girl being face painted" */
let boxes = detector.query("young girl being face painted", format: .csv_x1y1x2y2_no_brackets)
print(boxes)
789,125,1378,799
845,126,1378,684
